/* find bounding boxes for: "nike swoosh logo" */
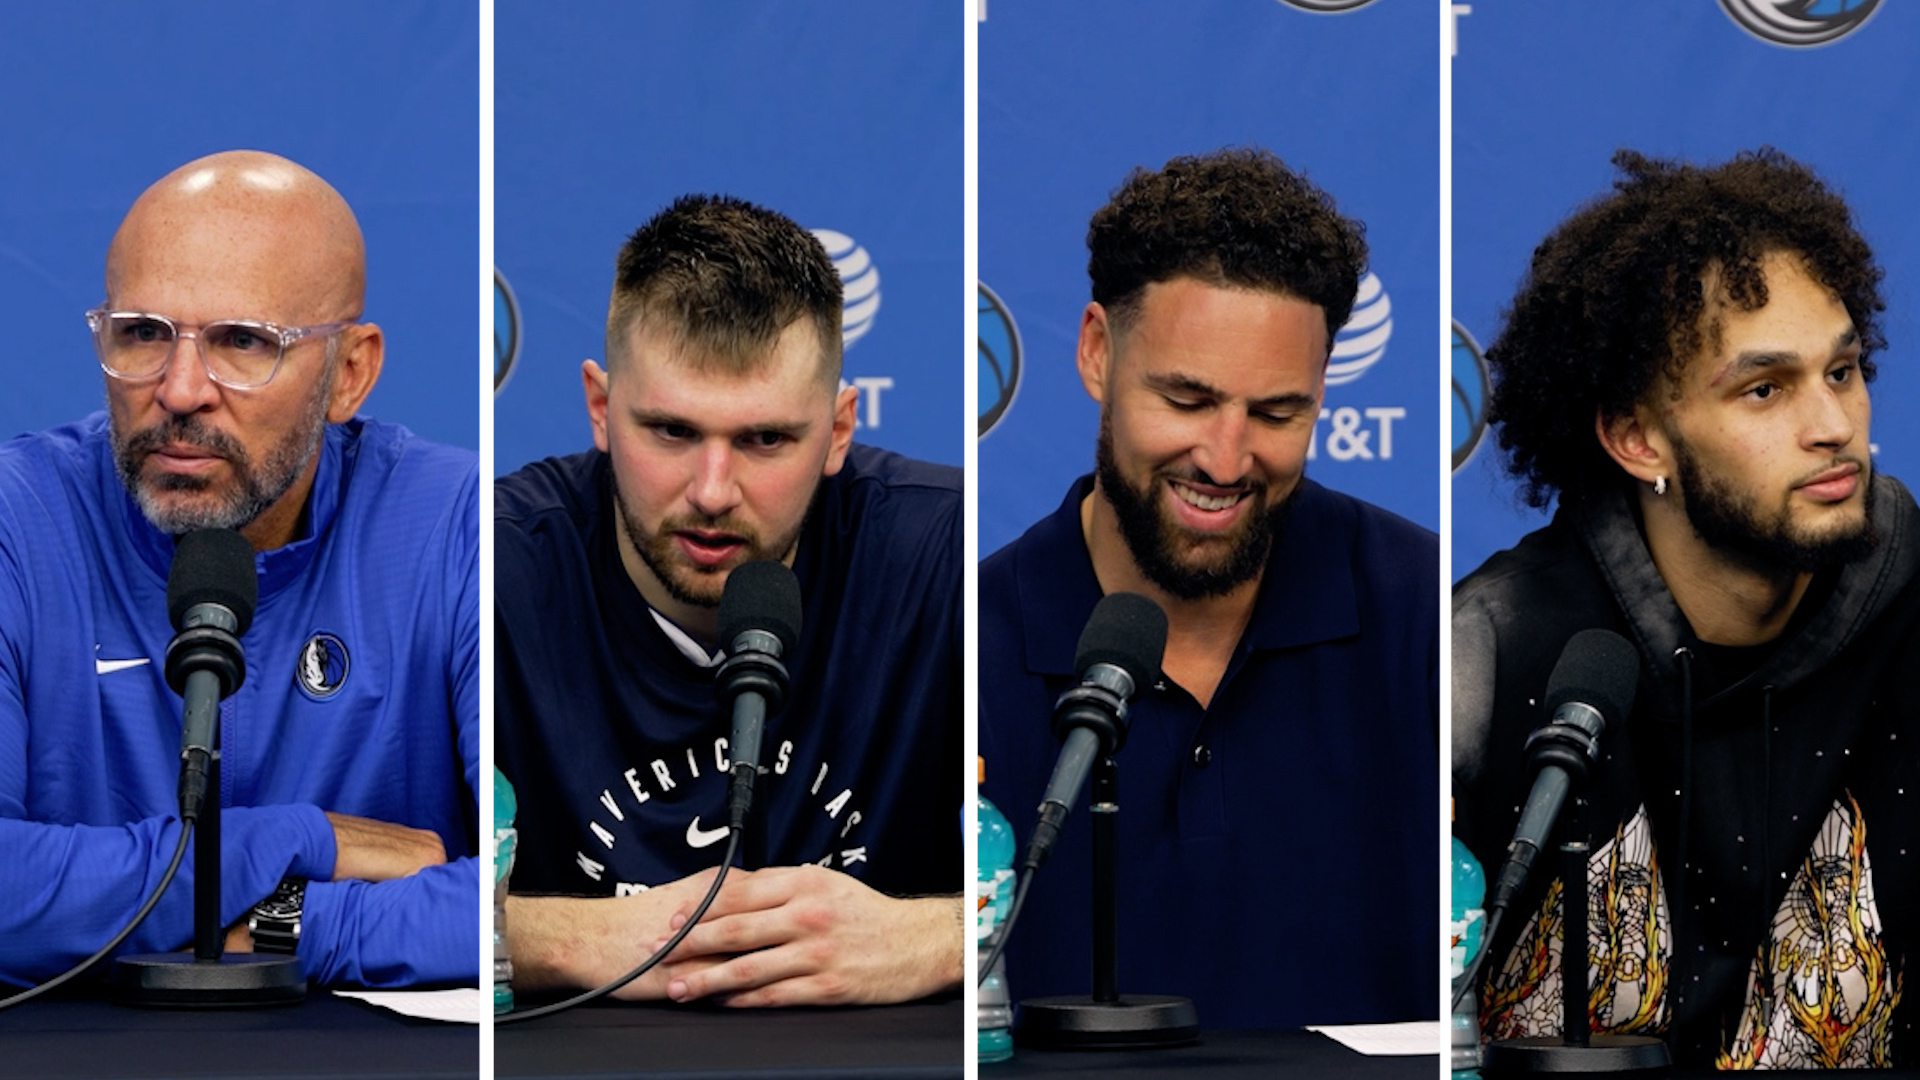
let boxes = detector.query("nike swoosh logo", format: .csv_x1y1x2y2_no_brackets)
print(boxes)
685,817,730,849
95,658,151,675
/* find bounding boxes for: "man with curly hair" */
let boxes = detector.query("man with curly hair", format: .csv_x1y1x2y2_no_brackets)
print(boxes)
979,149,1438,1028
1455,148,1920,1068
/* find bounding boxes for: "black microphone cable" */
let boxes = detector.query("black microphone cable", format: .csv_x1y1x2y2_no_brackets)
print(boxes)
976,858,1034,989
1450,904,1506,1013
1,529,255,1011
496,829,742,1024
500,561,799,1023
0,823,192,1011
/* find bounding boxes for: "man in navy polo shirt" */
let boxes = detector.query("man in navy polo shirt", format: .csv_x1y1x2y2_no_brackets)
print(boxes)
497,195,963,1007
978,149,1437,1028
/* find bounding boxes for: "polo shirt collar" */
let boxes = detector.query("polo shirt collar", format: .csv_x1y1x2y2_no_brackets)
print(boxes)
1013,474,1362,678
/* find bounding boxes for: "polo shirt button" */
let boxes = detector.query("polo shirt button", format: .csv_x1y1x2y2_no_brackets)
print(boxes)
1191,744,1211,767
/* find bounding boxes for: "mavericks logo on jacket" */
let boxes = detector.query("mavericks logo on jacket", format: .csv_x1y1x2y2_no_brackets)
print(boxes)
296,632,350,699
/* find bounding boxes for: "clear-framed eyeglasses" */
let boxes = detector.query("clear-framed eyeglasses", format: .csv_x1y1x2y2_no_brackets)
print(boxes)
84,308,357,390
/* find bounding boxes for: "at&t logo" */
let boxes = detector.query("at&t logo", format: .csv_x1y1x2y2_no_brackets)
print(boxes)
812,228,893,432
1307,271,1404,464
810,229,881,348
1327,271,1392,387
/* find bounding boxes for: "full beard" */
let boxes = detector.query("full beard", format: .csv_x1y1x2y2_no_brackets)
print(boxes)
1094,410,1293,600
618,490,810,609
112,373,331,536
1675,438,1878,574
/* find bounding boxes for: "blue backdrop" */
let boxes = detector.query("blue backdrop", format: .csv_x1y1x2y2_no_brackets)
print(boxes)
1452,0,1920,580
493,2,964,477
0,3,479,452
979,0,1440,556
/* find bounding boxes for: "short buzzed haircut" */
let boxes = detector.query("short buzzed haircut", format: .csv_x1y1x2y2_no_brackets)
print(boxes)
1086,147,1369,351
605,194,843,383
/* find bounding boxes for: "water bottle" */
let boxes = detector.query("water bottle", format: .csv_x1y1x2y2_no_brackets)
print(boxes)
494,766,519,1015
977,757,1015,1063
1451,808,1486,1078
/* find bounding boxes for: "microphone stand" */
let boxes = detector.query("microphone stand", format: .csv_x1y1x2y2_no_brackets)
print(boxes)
1014,757,1198,1049
112,718,305,1007
1481,800,1667,1075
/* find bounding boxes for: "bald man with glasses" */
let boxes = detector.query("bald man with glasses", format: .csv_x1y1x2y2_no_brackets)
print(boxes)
0,151,478,990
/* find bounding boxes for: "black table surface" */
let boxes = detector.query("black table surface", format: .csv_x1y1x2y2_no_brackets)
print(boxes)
990,1029,1435,1079
494,995,963,1079
0,989,477,1080
1481,1057,1920,1078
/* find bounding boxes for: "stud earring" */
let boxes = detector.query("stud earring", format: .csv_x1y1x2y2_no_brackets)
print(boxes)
1654,476,1668,496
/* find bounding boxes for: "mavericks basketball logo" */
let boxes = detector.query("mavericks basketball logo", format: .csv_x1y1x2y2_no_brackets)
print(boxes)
494,269,521,394
296,633,350,699
1452,321,1491,471
1717,0,1880,46
1276,0,1380,12
977,282,1022,437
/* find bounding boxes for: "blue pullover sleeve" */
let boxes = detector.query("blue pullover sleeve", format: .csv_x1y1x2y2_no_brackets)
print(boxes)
0,799,337,986
0,502,344,983
278,468,482,987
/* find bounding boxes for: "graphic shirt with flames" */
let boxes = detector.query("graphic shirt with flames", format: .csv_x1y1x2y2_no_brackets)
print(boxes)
1482,798,1903,1069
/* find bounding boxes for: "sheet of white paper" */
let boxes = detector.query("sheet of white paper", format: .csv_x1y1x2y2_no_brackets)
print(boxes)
1305,1020,1440,1056
333,987,485,1025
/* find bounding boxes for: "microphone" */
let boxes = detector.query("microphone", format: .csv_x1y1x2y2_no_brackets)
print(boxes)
1022,592,1167,873
163,529,256,822
1484,628,1639,917
714,560,801,831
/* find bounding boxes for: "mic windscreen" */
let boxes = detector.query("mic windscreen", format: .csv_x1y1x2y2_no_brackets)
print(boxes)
1543,628,1639,725
718,559,803,656
1074,592,1168,691
166,529,257,634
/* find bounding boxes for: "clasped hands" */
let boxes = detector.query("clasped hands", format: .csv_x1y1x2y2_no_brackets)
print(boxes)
509,864,962,1008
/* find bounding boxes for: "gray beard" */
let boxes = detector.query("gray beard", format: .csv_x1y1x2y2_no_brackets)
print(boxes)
111,355,333,535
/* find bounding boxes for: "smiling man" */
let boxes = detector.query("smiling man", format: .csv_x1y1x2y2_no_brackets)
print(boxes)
495,195,962,1007
977,149,1439,1029
0,151,478,990
1453,149,1920,1068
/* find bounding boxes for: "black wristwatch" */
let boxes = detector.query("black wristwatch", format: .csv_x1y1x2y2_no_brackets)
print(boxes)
247,876,306,955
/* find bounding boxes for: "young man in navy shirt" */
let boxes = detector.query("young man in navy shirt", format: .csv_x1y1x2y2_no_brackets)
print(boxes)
497,195,963,1007
979,149,1438,1028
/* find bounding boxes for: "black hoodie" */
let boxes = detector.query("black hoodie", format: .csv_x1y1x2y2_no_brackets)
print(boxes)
1454,476,1920,1069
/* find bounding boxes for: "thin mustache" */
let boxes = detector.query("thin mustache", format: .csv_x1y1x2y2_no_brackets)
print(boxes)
123,418,244,461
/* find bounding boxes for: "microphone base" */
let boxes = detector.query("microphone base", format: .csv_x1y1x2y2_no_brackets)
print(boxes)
1482,1034,1671,1075
111,952,306,1008
1014,994,1199,1050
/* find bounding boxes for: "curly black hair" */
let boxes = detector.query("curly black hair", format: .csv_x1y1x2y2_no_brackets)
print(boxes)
1087,147,1368,347
605,194,842,382
1487,147,1885,508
